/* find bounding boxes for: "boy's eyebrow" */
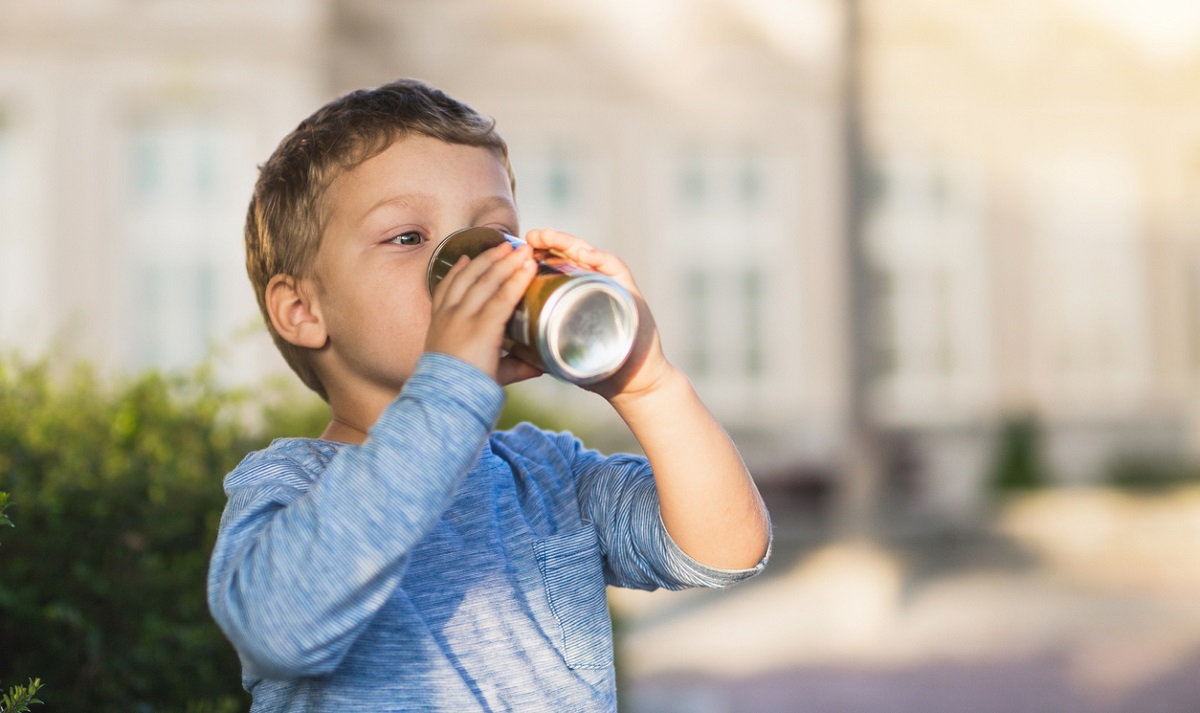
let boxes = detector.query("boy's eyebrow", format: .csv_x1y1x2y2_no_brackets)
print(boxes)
362,193,517,222
471,194,519,217
364,192,434,217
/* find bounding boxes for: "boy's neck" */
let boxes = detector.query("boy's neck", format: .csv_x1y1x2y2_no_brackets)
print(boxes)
321,416,370,444
316,367,407,444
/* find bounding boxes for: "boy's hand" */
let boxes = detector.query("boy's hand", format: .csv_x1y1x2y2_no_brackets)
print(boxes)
528,228,771,570
524,228,673,403
424,241,543,385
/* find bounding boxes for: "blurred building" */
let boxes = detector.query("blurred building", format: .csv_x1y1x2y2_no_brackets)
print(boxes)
0,0,325,379
322,0,851,483
0,0,851,487
858,0,1200,518
2,0,1198,524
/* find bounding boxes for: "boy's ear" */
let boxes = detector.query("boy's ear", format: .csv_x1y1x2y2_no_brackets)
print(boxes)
265,274,327,349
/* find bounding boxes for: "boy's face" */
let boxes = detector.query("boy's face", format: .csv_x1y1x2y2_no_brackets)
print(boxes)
307,133,518,402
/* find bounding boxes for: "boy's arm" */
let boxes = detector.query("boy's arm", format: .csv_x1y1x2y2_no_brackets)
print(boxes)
525,230,770,570
209,242,537,679
207,354,504,680
609,368,769,569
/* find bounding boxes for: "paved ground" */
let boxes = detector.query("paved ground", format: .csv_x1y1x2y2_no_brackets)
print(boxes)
612,487,1200,713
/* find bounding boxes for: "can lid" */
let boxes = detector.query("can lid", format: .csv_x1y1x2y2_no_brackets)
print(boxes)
541,277,638,384
426,226,514,296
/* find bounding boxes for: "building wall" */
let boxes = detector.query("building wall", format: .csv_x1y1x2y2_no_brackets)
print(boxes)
5,0,1197,522
0,0,849,480
321,0,852,474
0,0,326,381
861,0,1200,508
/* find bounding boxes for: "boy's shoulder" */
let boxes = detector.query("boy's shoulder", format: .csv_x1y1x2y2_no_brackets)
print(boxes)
224,437,342,494
489,422,578,459
490,422,625,476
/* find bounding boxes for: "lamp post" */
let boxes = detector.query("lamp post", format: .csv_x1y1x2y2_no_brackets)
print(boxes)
839,0,883,538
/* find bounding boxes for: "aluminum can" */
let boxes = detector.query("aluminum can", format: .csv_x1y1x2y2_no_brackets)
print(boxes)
426,226,638,384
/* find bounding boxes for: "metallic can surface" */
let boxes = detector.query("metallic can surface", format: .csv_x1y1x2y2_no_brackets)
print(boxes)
426,227,638,384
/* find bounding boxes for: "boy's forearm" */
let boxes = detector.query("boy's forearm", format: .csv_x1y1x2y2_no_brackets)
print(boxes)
208,354,504,677
609,367,770,570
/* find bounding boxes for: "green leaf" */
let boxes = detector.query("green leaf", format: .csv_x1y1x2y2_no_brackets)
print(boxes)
0,677,44,713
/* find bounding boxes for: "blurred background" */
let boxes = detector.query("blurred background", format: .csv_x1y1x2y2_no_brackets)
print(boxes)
3,0,1200,711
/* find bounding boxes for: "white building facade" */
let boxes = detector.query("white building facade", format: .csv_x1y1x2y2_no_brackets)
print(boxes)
860,0,1200,517
3,0,1196,523
0,0,327,378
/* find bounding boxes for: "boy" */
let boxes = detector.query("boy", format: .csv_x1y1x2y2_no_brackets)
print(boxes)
206,78,770,712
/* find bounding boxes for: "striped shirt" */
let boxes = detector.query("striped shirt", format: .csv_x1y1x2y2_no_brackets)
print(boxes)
207,353,768,712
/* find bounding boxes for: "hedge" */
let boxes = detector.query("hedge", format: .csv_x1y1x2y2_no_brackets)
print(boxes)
0,355,569,712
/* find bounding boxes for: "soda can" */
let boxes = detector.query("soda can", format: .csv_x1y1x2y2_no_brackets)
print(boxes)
426,227,638,384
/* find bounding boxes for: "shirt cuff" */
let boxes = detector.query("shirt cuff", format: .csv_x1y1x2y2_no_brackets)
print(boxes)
658,511,773,589
382,352,506,433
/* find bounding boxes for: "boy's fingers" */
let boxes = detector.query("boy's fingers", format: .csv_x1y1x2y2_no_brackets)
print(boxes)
462,246,535,316
526,228,641,298
424,243,536,380
436,243,534,319
526,228,627,279
525,228,596,260
435,242,528,308
430,254,472,310
433,243,508,306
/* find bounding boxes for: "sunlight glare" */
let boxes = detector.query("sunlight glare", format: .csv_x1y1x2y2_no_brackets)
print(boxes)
1063,0,1200,59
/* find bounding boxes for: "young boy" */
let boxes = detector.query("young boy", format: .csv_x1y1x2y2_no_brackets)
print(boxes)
206,78,771,712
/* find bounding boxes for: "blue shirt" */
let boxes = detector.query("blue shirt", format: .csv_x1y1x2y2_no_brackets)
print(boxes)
207,353,768,712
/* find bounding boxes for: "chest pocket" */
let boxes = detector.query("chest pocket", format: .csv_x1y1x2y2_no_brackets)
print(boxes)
533,524,614,670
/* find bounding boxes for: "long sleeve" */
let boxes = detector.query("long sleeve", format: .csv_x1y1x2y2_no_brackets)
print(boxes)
501,426,770,592
206,353,504,680
567,437,769,590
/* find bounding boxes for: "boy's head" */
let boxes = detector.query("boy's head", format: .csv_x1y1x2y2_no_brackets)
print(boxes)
245,79,514,400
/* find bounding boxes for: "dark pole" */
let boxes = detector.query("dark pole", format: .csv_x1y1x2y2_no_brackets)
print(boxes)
839,0,881,538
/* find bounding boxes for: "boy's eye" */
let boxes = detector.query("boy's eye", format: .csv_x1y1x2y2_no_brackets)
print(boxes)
389,231,424,246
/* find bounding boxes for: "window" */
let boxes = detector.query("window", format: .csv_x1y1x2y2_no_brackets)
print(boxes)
684,267,711,376
669,143,783,389
742,267,764,376
0,109,49,353
678,263,765,381
865,154,992,414
1191,249,1200,378
510,145,597,243
1028,152,1148,405
121,115,247,372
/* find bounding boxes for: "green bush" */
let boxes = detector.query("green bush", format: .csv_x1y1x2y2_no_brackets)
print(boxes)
1,493,45,713
1,489,45,710
0,354,573,712
988,413,1051,494
0,358,260,712
1,677,43,713
1104,452,1200,492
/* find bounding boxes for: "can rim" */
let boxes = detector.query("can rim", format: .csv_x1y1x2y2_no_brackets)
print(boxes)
537,275,638,384
425,226,514,296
